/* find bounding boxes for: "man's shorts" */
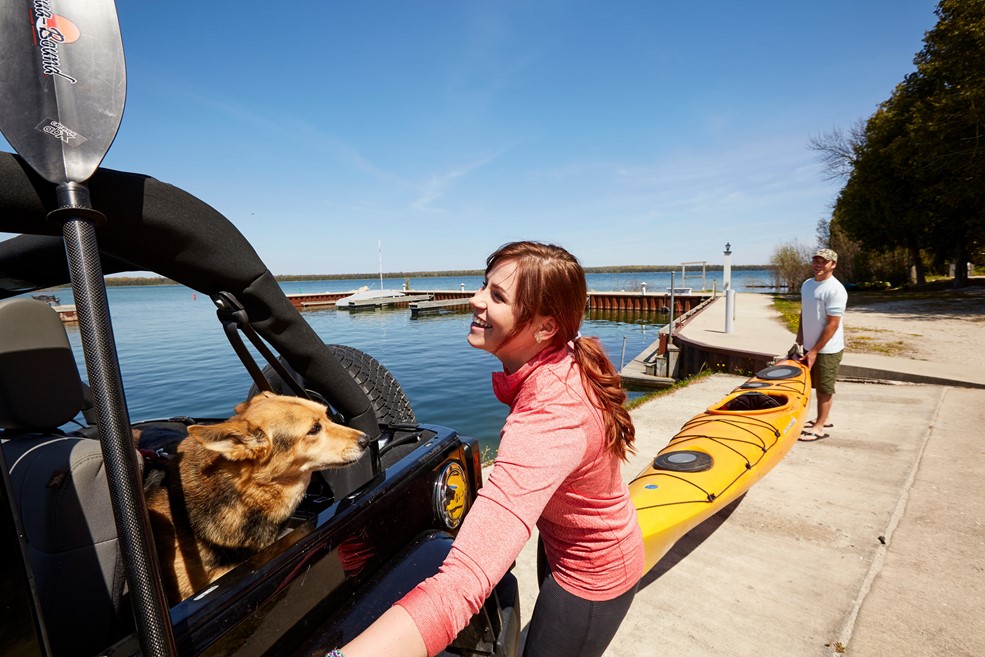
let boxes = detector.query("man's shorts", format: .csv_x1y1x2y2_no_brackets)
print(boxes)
811,350,843,395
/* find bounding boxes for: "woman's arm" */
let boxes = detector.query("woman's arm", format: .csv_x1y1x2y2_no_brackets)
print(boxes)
340,605,426,657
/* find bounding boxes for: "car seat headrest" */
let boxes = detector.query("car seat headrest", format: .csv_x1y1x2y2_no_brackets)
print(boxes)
0,298,85,431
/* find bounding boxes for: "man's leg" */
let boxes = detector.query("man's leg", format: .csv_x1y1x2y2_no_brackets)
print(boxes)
808,351,842,430
814,391,834,428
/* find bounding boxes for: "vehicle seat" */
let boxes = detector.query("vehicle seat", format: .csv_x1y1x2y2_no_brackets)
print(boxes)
0,298,131,656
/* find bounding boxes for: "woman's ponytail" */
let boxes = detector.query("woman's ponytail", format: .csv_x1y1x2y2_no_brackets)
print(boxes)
572,336,636,461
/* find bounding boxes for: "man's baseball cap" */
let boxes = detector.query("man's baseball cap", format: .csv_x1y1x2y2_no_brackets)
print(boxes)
813,248,838,262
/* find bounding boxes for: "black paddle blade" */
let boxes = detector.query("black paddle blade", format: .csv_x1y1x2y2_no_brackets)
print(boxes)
0,0,126,185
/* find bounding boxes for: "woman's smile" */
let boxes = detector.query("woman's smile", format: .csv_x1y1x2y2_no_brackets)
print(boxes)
466,259,547,373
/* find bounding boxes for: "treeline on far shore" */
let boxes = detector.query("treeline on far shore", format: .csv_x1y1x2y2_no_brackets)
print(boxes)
274,263,767,281
83,264,766,287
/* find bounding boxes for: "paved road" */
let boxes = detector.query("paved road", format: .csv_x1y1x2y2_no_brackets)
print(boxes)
505,293,985,657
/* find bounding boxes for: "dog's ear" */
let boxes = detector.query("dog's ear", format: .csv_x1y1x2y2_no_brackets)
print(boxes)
187,420,271,461
232,391,277,416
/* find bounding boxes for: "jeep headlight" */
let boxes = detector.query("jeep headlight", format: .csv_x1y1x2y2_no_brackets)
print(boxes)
434,461,468,529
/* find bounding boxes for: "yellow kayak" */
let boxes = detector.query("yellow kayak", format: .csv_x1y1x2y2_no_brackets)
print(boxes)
630,360,811,573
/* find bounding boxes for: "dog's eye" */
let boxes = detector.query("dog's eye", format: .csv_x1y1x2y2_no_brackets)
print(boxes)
307,422,322,436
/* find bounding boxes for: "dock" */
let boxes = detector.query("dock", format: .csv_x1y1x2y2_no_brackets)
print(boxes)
53,304,77,323
618,297,716,389
409,298,471,317
339,294,433,310
286,291,349,308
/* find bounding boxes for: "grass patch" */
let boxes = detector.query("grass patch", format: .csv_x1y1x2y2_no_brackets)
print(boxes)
771,295,800,333
625,370,715,410
845,333,909,357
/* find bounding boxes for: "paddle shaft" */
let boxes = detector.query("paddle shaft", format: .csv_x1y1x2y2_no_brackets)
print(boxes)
53,183,178,657
0,1,176,650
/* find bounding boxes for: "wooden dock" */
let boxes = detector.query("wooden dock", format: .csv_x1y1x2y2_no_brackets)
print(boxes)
585,291,706,313
340,294,433,310
53,304,77,323
409,298,471,317
286,291,349,309
617,296,717,388
618,337,675,389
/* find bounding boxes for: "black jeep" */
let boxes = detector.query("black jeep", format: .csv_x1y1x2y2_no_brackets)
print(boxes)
0,3,519,656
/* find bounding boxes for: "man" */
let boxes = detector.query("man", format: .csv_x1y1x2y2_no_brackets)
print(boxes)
796,248,847,442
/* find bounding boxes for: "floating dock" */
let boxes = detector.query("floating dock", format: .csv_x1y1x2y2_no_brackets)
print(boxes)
54,304,77,323
409,298,471,317
340,294,433,311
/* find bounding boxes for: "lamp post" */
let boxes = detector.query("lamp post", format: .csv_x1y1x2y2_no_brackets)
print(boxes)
723,243,734,333
723,242,732,291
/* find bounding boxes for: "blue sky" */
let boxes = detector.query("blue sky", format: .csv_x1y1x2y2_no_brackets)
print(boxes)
2,1,938,274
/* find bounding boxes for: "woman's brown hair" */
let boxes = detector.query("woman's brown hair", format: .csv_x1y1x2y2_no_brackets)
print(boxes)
484,241,636,460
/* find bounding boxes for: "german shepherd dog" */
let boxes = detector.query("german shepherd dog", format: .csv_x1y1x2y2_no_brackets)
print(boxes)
141,391,368,604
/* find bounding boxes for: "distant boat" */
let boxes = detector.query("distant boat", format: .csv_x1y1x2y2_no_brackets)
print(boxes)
335,241,406,308
31,293,60,305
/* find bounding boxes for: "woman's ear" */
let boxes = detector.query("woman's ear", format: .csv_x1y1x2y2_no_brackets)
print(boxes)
535,317,559,343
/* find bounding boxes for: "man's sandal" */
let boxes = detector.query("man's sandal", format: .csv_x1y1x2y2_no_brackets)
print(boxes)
804,420,833,429
799,430,830,442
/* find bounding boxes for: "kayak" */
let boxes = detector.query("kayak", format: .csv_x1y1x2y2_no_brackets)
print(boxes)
630,360,811,573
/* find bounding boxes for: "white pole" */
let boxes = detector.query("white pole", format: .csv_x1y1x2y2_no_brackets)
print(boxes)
668,272,676,339
725,289,735,333
378,240,384,289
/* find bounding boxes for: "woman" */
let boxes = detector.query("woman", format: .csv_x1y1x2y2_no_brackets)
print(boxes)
336,241,645,657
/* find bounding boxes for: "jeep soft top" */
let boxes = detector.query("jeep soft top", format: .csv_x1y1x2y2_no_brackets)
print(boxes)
0,3,519,656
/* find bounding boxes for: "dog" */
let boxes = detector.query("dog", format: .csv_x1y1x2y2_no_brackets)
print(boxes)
140,391,368,604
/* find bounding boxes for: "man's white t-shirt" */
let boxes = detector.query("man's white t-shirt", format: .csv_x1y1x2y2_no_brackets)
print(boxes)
800,276,848,354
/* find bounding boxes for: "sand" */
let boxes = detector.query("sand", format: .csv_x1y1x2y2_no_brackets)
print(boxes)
846,285,985,370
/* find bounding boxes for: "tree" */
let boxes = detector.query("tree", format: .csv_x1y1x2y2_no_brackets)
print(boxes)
908,0,985,286
813,0,985,287
817,217,862,283
837,84,934,283
769,241,813,290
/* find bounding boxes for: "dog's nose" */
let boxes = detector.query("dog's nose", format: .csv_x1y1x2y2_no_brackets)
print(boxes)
357,433,370,449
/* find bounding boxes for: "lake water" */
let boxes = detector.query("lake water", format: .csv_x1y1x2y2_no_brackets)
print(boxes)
53,270,776,454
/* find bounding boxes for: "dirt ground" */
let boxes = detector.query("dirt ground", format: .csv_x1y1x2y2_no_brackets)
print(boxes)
846,283,985,370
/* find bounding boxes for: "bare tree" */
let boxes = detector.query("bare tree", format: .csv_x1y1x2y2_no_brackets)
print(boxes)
769,240,814,290
808,120,867,181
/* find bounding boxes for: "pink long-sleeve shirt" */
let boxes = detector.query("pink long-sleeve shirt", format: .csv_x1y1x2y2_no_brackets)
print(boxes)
397,345,645,656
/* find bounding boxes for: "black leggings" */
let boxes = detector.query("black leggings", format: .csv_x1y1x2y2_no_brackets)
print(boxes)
523,574,638,657
523,539,638,657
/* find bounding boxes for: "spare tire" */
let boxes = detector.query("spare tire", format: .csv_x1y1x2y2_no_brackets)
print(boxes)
325,344,416,425
248,344,416,426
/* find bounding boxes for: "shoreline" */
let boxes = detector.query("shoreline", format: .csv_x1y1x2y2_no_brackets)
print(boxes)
74,264,771,287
